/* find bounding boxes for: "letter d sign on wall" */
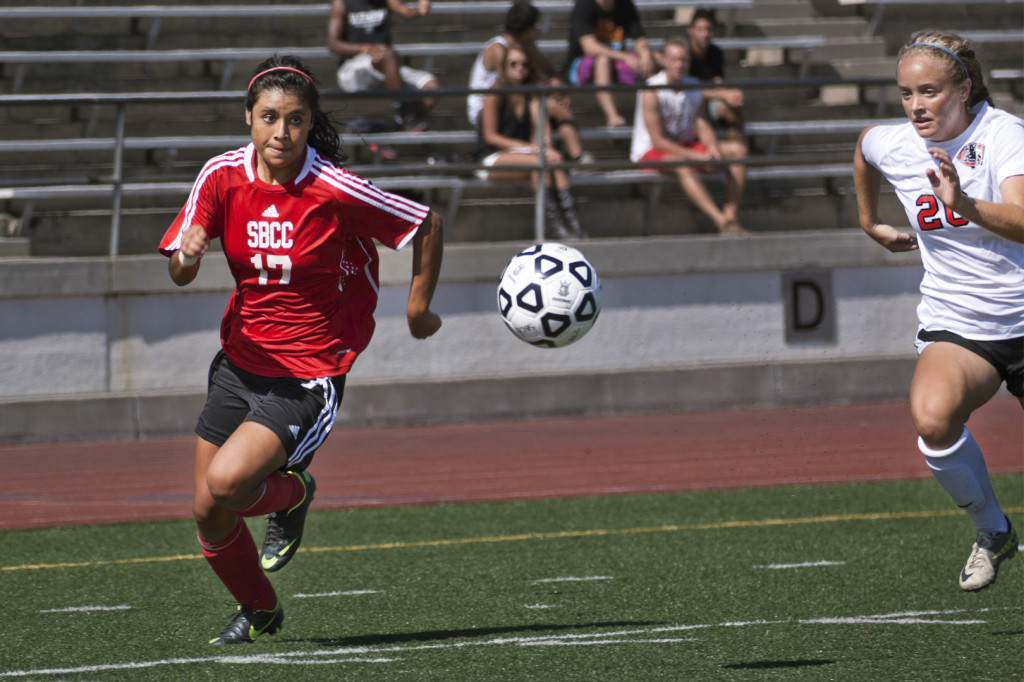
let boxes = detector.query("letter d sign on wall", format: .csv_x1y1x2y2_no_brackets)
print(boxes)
782,270,836,344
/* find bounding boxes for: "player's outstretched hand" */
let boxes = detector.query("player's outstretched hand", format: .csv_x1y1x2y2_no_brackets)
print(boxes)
169,224,211,285
926,146,964,212
886,231,920,252
408,309,442,339
182,224,210,256
870,222,919,252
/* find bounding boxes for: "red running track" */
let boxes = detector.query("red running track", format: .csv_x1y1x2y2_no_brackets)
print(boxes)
1,398,1020,530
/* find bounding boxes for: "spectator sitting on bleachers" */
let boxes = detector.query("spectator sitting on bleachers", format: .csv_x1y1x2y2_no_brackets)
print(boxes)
565,0,656,127
327,0,438,131
631,36,747,235
477,46,587,240
468,1,593,168
687,7,745,143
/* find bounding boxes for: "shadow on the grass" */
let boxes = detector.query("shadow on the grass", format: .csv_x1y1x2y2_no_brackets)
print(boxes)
290,621,666,647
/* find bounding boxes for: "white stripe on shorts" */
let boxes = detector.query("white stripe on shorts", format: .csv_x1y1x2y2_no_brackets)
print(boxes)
288,377,339,469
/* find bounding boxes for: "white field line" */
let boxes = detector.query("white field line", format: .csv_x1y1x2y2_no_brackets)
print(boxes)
519,638,697,646
2,607,1019,678
293,590,382,598
754,561,847,570
38,605,132,613
801,609,997,625
533,576,614,583
229,657,401,665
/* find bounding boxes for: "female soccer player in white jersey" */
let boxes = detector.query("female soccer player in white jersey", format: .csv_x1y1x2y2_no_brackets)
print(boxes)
159,55,443,643
854,31,1023,591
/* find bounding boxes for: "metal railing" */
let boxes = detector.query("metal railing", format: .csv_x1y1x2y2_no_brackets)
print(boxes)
0,74,931,252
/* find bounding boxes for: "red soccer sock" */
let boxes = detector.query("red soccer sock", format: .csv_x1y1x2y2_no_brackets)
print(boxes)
198,517,277,611
240,471,304,518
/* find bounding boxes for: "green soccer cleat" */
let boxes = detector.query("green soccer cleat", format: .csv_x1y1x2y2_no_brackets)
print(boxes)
260,471,316,573
959,516,1018,591
209,603,284,645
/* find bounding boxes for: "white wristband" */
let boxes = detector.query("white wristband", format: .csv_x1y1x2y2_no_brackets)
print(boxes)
178,250,198,266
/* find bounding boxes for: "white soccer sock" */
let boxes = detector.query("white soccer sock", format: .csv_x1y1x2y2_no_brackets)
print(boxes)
921,426,1007,534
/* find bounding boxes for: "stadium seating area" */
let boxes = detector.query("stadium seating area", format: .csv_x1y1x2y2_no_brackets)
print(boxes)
0,0,1020,255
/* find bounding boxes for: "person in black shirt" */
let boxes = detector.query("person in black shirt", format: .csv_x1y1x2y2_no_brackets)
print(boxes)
565,0,655,127
468,2,591,167
478,47,586,239
687,8,744,142
327,0,438,130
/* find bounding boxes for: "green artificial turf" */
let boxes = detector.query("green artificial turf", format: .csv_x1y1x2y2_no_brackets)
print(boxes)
1,475,1021,680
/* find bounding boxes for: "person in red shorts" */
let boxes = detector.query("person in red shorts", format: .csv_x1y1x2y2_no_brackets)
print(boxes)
159,55,443,645
630,36,747,235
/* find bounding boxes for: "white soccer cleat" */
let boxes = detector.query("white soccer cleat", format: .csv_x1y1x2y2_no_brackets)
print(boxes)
958,517,1018,591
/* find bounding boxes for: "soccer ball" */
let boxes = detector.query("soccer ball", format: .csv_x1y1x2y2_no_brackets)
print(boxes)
497,243,601,348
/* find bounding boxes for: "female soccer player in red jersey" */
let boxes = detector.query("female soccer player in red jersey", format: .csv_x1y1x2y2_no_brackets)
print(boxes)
854,32,1023,592
159,55,443,644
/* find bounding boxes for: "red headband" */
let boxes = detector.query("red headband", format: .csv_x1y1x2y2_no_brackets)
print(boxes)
247,66,315,92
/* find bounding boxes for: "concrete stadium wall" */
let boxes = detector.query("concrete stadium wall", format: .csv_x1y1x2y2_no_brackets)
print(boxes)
0,231,926,444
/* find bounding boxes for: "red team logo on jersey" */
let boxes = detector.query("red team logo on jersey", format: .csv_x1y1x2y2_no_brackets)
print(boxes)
956,142,984,167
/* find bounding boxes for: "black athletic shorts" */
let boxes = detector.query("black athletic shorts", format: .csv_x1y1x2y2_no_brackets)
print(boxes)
917,329,1024,399
195,350,346,471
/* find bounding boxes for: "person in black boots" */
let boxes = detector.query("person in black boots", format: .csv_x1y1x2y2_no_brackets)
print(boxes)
476,46,586,240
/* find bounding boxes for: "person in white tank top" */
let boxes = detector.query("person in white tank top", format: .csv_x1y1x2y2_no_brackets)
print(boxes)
630,36,747,235
468,35,510,127
854,31,1024,592
467,2,590,167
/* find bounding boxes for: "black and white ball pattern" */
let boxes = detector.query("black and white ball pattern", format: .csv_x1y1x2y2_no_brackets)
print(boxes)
497,243,601,348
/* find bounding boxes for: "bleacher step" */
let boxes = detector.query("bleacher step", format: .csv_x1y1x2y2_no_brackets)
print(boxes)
809,36,886,61
0,237,30,257
743,17,869,38
734,0,817,22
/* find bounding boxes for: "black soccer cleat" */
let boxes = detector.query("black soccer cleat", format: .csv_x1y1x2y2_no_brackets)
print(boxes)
209,603,284,645
260,471,316,573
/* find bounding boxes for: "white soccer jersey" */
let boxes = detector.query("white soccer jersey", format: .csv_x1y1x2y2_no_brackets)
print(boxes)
862,102,1024,340
630,71,704,162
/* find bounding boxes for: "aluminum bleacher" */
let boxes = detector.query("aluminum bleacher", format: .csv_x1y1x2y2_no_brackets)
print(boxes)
2,0,1016,254
0,79,895,251
837,0,1022,37
0,34,827,93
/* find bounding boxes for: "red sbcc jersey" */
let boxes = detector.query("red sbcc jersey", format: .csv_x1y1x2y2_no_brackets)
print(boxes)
159,144,429,378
